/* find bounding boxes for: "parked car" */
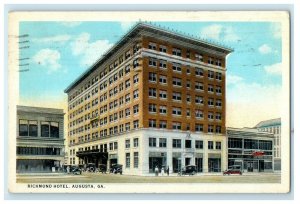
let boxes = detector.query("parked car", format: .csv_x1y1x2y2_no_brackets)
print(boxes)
71,166,82,175
178,165,197,176
110,164,123,174
86,163,96,172
223,165,242,175
98,164,107,174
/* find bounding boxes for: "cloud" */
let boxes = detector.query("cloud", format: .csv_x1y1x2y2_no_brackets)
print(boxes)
32,34,71,43
200,24,240,42
32,49,61,73
264,63,282,76
70,33,113,67
270,23,281,39
227,74,244,85
60,22,82,27
120,21,135,31
227,81,282,127
258,44,272,54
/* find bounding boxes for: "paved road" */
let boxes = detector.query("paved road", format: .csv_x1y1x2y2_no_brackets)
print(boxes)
17,173,281,183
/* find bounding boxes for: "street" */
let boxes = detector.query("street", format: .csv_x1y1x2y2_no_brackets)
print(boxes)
17,172,281,183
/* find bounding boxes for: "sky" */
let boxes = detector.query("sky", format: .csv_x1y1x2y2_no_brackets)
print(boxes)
19,21,283,128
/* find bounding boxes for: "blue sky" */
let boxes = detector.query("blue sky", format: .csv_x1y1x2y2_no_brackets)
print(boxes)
19,21,283,127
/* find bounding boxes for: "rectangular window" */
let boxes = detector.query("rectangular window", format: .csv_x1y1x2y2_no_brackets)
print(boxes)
172,63,182,72
186,109,191,117
134,138,139,147
216,142,222,150
125,79,131,89
208,141,214,149
195,140,203,149
159,120,167,129
125,108,131,117
208,98,214,106
159,75,167,84
172,48,181,56
195,110,204,119
149,58,157,67
215,113,222,121
125,122,130,131
172,92,182,101
195,124,203,132
208,57,214,65
186,95,191,103
208,85,214,93
159,90,167,99
216,86,222,95
216,126,222,133
195,82,204,91
133,105,139,114
159,105,167,114
126,153,130,168
186,80,191,89
19,120,28,136
29,121,38,137
159,45,167,53
172,78,182,86
149,138,156,147
185,140,192,148
134,152,139,168
148,42,157,50
208,112,214,120
133,74,139,84
149,88,157,97
133,120,139,129
133,89,139,99
149,104,157,113
149,72,157,82
125,65,130,74
149,119,157,128
159,60,167,69
195,96,204,105
173,139,181,148
172,122,181,130
195,68,204,76
208,125,214,133
216,72,222,80
159,138,167,148
125,94,130,103
216,99,222,107
109,143,113,151
172,107,182,115
125,139,130,148
208,70,214,79
41,121,50,137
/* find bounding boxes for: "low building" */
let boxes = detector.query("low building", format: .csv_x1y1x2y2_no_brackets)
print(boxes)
16,105,65,173
227,127,274,173
255,118,281,171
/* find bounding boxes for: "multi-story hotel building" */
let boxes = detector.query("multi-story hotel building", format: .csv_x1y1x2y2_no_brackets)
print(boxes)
64,22,233,175
17,106,65,173
255,118,281,171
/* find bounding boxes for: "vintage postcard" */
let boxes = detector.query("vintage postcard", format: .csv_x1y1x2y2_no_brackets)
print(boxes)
8,11,290,193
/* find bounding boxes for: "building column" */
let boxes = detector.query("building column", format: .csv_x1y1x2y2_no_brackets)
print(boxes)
167,150,172,173
203,152,209,173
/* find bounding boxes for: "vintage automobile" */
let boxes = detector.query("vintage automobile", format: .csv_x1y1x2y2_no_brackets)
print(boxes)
223,165,242,175
178,165,197,176
109,164,123,174
98,164,107,174
86,163,96,172
71,166,82,175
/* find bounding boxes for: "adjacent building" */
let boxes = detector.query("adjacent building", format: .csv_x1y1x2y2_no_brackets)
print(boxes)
64,22,233,175
17,106,65,173
227,127,274,173
255,118,281,171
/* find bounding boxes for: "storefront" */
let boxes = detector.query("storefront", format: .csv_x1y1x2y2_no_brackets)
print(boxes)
149,152,167,173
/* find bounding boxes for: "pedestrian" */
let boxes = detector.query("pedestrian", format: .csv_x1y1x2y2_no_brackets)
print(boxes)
155,166,159,176
167,166,170,176
161,167,164,176
66,166,70,174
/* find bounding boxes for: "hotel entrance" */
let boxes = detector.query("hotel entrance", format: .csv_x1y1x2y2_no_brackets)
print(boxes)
149,152,167,173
